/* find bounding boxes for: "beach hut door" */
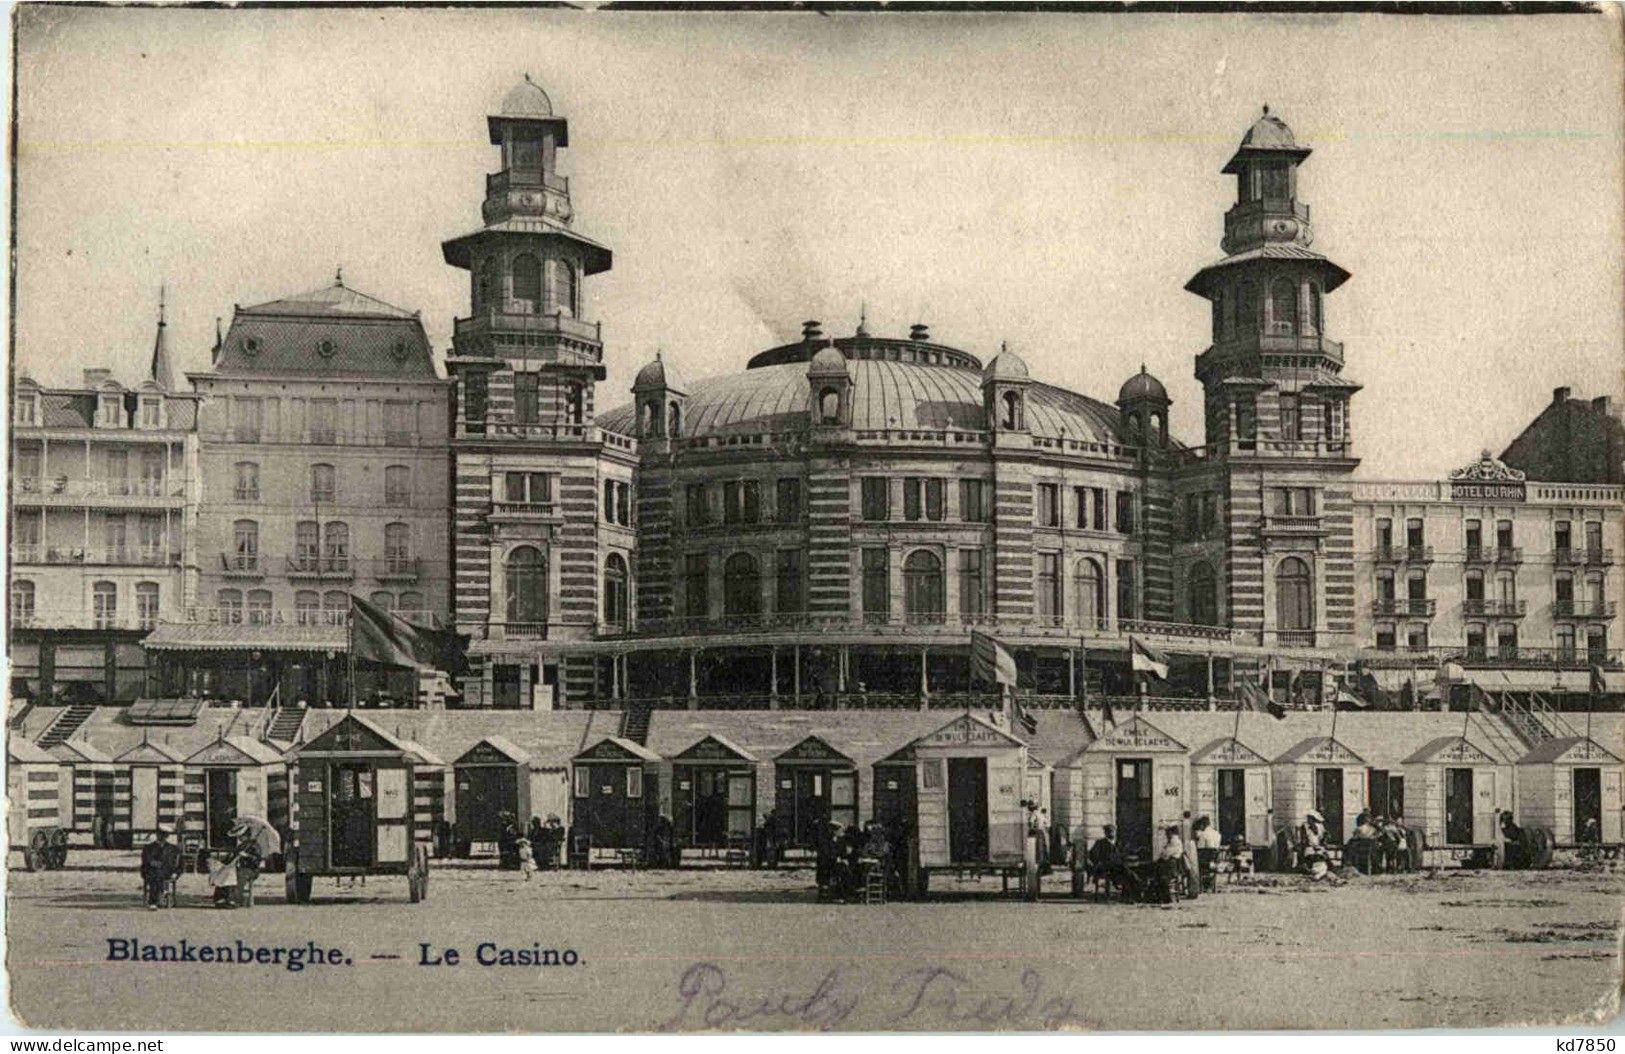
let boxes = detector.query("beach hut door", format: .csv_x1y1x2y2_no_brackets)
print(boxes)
1216,769,1245,844
1444,768,1474,845
205,770,237,848
947,758,989,863
1313,769,1344,843
1472,769,1497,844
330,763,376,868
131,767,158,830
238,768,267,820
1573,768,1602,843
1115,759,1153,859
1602,769,1623,842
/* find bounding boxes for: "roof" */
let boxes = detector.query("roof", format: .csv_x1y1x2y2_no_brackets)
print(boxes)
981,349,1029,383
245,281,417,320
1274,735,1366,766
441,217,612,275
644,711,953,771
633,355,685,393
1118,367,1168,405
1184,243,1350,296
1189,736,1271,766
575,735,662,763
499,76,553,119
456,734,533,766
142,622,347,653
114,739,188,764
8,737,59,764
294,713,413,757
671,733,759,764
1222,107,1312,173
1403,735,1503,766
185,735,284,766
1517,736,1624,766
808,346,850,376
600,358,1129,447
401,739,447,768
1282,368,1363,394
51,738,112,763
206,281,436,380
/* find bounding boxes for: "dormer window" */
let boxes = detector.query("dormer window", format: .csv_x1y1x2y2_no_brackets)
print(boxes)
138,397,162,429
819,388,840,424
97,393,122,428
241,337,260,356
14,393,37,427
316,339,336,359
1001,390,1021,430
1269,278,1297,335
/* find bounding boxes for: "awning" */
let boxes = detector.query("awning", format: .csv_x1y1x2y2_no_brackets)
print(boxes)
143,622,346,653
1465,668,1625,693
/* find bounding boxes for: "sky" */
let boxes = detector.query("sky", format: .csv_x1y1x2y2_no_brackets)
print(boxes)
12,8,1623,478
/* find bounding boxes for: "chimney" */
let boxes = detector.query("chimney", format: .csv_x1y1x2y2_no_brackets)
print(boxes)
801,320,823,342
909,323,930,342
1593,395,1612,416
82,368,111,387
1553,386,1571,405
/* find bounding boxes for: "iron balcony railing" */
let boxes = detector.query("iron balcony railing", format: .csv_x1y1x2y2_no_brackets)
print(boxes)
219,553,263,576
1373,545,1432,563
452,309,602,346
1373,598,1437,617
1555,599,1617,619
375,556,421,581
176,606,442,628
1357,644,1621,670
592,612,1285,647
12,477,184,501
1494,546,1523,565
286,555,355,579
14,546,179,567
1463,599,1526,618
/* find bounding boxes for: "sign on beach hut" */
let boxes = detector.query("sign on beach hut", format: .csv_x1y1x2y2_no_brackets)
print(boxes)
1190,737,1274,847
183,736,288,851
1402,736,1505,848
1072,716,1189,861
1272,736,1367,845
1515,737,1624,845
111,738,186,846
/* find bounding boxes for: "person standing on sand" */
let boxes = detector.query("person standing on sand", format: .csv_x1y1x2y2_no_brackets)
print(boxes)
516,836,535,880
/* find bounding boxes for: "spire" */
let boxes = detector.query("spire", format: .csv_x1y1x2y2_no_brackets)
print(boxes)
149,285,175,389
334,265,344,287
856,302,869,338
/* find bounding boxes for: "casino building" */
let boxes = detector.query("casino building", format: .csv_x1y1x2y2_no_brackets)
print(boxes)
438,83,1622,711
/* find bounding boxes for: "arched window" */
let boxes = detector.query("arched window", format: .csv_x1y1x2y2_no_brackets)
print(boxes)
642,401,659,436
384,523,411,573
668,402,682,437
505,546,548,628
1275,557,1313,632
478,257,498,311
1270,278,1298,335
604,554,629,629
723,552,761,618
1188,561,1218,626
550,259,578,317
1212,290,1225,340
1235,281,1258,334
321,591,348,620
1074,558,1104,629
903,550,944,624
565,384,584,426
217,588,243,625
819,388,841,424
246,589,273,625
294,590,320,625
10,579,35,625
1307,284,1323,334
310,463,336,504
1002,391,1021,430
233,461,259,501
369,591,394,612
512,253,542,310
398,591,424,615
322,522,349,572
231,519,258,572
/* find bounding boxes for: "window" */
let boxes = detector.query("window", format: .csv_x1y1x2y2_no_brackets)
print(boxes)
93,581,117,629
1273,488,1314,516
1075,558,1104,628
1308,285,1324,334
310,399,337,443
135,582,159,629
514,373,540,424
1115,491,1136,534
626,766,643,799
603,554,628,628
1406,625,1428,651
311,464,336,505
776,550,804,614
1585,520,1603,558
247,589,273,624
513,253,542,308
505,471,551,507
1036,483,1059,527
861,548,890,623
1376,570,1396,602
1036,552,1062,624
1465,519,1483,558
668,402,682,437
139,398,162,429
903,550,944,624
1406,571,1427,601
104,449,129,494
1258,162,1290,200
1556,625,1576,662
384,401,413,446
550,259,578,317
574,768,590,798
1275,557,1313,632
322,591,347,618
217,588,242,625
960,479,987,523
1465,570,1484,602
399,591,424,613
15,395,36,426
11,580,34,625
1116,559,1137,621
1270,278,1297,334
232,520,259,571
1554,520,1572,559
1376,518,1393,552
1466,625,1486,659
1496,519,1514,551
861,478,890,521
368,591,395,613
1278,394,1300,441
1092,488,1107,531
1375,625,1396,651
1587,626,1608,665
683,553,708,618
685,483,710,525
140,450,164,494
818,388,840,424
1406,517,1425,552
776,478,802,522
1235,281,1258,334
231,461,258,502
723,553,761,617
958,549,985,618
505,546,548,627
564,385,584,426
323,522,350,571
1001,391,1021,430
1235,398,1257,450
98,393,122,428
1076,488,1092,529
463,373,488,434
104,514,128,561
1496,570,1516,605
1188,562,1218,626
295,590,320,625
233,398,262,443
1497,625,1519,659
723,480,760,525
384,523,411,572
385,466,411,507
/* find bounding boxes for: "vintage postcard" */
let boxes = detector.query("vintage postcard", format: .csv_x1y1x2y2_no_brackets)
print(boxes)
6,4,1623,1034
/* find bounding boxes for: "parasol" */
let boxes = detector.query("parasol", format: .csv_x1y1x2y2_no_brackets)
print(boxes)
228,815,282,857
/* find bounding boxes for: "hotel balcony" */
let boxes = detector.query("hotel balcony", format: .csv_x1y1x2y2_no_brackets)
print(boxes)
1554,547,1614,567
286,556,355,582
13,476,186,508
451,309,603,352
219,553,264,579
1373,598,1437,617
1463,599,1526,618
1373,545,1433,564
489,498,564,524
374,557,422,583
1359,644,1622,671
1260,513,1324,536
1493,547,1523,565
1555,599,1617,620
15,545,180,567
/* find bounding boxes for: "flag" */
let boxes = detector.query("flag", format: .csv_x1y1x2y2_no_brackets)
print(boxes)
1010,695,1039,737
1101,693,1117,729
1129,637,1169,681
1398,679,1415,711
970,630,1018,689
1237,675,1286,719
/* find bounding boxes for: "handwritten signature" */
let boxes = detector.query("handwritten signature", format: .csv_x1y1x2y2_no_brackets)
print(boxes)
659,961,1094,1031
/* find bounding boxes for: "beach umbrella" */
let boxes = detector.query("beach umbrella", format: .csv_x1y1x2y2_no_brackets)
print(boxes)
228,815,282,857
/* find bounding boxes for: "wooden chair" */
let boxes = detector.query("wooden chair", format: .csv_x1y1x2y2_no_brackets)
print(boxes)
862,865,887,904
568,833,593,871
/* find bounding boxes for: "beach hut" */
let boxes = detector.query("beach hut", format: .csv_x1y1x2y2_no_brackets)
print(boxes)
1516,737,1625,846
401,740,450,857
451,736,535,854
1071,715,1190,861
7,737,65,869
911,712,1035,895
182,735,288,851
871,741,917,833
1402,736,1507,851
670,734,759,853
1272,736,1368,845
284,713,431,902
1190,736,1275,848
49,737,115,843
772,736,858,848
571,736,661,853
111,738,186,847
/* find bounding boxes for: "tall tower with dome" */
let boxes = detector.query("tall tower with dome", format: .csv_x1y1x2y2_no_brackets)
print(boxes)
1184,107,1363,674
442,76,635,708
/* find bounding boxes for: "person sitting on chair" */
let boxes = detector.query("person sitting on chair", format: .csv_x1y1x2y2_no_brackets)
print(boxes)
1080,824,1132,899
1346,812,1380,874
140,825,180,910
1193,816,1223,890
1299,811,1331,879
1155,825,1186,902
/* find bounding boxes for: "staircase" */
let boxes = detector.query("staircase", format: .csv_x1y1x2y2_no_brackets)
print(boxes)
619,701,652,746
38,704,96,748
264,708,306,745
1476,685,1573,753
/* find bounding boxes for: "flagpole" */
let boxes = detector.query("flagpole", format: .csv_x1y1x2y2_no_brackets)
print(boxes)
347,595,356,710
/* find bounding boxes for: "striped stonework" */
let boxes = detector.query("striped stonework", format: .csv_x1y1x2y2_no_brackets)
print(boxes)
1139,473,1176,621
806,457,853,614
1321,484,1357,636
991,467,1035,616
634,467,675,623
453,452,495,627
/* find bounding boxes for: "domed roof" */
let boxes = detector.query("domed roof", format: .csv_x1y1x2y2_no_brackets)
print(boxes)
499,75,554,119
601,358,1127,448
982,348,1029,383
1119,366,1168,404
1238,106,1300,151
632,353,683,392
808,346,849,376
